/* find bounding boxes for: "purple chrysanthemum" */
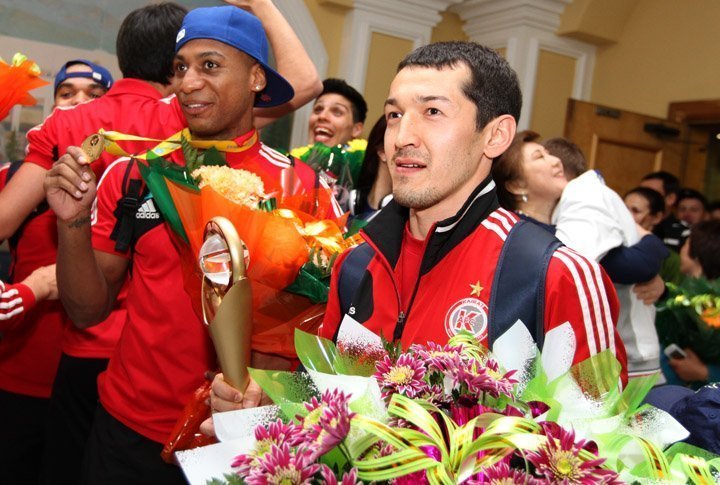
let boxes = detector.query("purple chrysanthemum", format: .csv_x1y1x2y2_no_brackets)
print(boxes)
449,357,517,399
527,422,622,484
319,464,362,485
466,461,540,484
232,419,303,476
244,443,320,485
410,342,465,374
374,353,428,399
298,389,355,459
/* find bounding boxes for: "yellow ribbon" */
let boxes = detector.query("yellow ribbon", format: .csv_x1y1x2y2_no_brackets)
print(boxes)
97,128,258,160
273,209,352,257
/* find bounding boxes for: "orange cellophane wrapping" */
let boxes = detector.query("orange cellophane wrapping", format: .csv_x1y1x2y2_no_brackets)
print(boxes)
165,179,345,358
161,380,216,463
0,57,49,121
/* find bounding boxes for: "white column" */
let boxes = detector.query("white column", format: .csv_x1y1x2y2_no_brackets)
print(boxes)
451,0,595,130
337,0,463,91
274,0,329,149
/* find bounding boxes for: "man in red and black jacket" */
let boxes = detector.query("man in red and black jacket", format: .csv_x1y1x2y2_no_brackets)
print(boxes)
317,42,628,383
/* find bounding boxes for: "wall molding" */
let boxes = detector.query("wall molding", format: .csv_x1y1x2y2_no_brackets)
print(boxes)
452,0,594,130
338,0,462,92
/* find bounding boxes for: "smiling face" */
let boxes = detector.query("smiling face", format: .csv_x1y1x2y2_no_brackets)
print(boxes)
174,39,264,140
54,64,108,107
307,93,363,147
383,64,504,219
517,142,567,205
624,192,662,230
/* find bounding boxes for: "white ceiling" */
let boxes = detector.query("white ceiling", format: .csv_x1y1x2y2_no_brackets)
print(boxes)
0,0,222,53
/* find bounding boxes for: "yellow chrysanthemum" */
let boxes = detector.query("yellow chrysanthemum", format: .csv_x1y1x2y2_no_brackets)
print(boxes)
346,138,367,152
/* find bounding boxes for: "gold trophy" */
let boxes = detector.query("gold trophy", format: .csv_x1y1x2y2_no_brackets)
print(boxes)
199,216,252,390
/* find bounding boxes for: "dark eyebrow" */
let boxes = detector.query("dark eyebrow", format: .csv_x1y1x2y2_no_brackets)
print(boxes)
384,95,451,107
418,95,450,103
175,50,226,62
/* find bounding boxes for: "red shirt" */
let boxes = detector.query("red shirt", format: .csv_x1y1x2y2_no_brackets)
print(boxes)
24,78,185,358
92,132,324,443
396,225,424,310
320,203,627,384
0,162,64,397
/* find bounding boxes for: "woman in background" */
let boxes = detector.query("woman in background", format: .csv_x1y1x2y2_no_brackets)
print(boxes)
625,186,683,285
348,115,392,223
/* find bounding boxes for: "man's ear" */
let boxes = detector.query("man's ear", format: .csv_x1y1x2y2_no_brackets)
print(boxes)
251,64,267,93
351,122,364,139
483,114,516,159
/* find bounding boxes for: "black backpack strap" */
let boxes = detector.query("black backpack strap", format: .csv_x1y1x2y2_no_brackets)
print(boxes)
338,243,375,317
110,158,145,253
488,220,562,350
331,242,375,343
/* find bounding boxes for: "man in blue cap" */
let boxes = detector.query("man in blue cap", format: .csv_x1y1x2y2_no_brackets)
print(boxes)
53,60,114,107
45,5,335,483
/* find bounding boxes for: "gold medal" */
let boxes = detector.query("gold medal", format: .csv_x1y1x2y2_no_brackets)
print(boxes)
81,133,105,163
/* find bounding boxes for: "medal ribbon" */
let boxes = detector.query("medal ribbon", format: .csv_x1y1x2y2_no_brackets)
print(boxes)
96,128,258,160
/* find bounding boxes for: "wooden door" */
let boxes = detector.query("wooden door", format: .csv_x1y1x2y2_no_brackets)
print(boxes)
563,99,687,196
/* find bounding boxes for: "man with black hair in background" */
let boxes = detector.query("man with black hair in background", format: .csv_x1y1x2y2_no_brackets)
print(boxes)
640,171,688,252
306,78,367,148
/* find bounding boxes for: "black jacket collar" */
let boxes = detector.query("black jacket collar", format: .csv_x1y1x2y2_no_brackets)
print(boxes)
362,175,500,273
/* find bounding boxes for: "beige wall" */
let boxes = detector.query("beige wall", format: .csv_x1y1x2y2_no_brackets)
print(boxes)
304,0,351,78
431,11,468,44
591,0,720,118
363,32,414,136
530,51,576,138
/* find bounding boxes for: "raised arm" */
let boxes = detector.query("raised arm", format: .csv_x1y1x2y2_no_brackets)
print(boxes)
44,147,128,327
229,0,323,127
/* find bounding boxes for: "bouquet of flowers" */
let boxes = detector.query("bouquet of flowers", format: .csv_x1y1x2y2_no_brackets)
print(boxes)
127,134,358,355
177,320,720,484
656,277,720,363
0,53,48,121
290,139,367,210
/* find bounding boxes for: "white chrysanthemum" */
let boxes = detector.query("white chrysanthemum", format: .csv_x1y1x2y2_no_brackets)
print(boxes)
192,166,265,208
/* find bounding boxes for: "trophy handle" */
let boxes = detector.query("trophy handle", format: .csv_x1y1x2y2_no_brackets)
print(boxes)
204,216,247,284
200,216,253,390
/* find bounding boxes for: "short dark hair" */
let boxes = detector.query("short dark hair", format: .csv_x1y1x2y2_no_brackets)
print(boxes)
641,171,680,197
689,220,720,280
543,137,587,181
677,188,709,211
625,186,665,216
398,41,522,131
116,2,187,85
320,78,367,123
492,130,540,211
356,114,387,196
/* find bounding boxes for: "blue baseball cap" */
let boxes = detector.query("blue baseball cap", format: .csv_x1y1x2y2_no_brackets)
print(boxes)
54,60,114,94
645,384,720,454
175,6,294,108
